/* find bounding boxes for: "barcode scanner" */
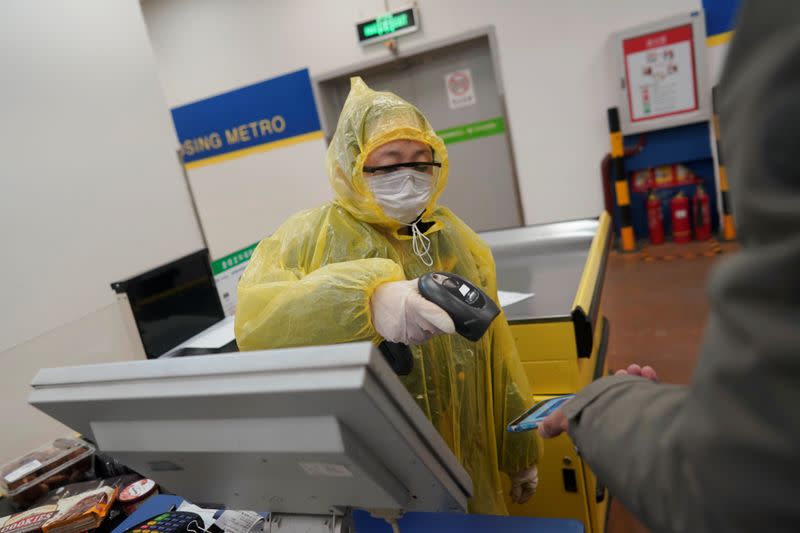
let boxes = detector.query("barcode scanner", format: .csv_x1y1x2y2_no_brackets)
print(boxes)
379,272,500,375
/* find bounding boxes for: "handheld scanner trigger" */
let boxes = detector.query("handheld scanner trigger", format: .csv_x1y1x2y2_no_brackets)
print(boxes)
418,272,500,342
378,341,414,375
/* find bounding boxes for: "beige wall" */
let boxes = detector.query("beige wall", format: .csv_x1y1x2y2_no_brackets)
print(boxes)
0,0,203,462
0,302,146,461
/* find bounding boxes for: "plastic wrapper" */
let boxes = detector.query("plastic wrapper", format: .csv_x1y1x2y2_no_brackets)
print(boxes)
1,439,95,510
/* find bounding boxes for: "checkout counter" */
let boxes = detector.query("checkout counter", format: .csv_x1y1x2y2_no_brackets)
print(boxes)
481,214,612,532
26,215,611,533
28,344,582,533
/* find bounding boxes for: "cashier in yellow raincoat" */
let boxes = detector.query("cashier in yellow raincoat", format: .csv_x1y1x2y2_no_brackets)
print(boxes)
235,77,540,515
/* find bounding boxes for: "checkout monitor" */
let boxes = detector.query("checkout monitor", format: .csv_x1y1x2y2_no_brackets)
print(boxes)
28,342,472,516
111,249,225,358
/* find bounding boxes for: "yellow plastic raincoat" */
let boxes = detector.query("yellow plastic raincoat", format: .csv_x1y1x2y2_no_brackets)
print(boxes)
235,78,539,515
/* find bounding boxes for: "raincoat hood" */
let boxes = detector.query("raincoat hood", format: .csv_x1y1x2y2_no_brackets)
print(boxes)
326,77,449,231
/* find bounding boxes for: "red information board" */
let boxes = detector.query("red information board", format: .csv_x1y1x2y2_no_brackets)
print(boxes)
623,24,699,123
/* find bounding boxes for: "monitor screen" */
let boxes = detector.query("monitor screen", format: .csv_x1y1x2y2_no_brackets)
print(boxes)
29,343,472,515
112,249,225,358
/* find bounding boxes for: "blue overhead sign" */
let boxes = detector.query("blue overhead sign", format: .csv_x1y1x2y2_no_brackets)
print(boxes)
171,69,322,168
702,0,740,37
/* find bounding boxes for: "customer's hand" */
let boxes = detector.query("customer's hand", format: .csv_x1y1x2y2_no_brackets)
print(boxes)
538,363,660,439
615,363,659,381
538,408,570,439
510,465,538,504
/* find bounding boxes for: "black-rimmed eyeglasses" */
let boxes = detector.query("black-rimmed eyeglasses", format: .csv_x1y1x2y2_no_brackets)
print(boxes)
363,161,442,175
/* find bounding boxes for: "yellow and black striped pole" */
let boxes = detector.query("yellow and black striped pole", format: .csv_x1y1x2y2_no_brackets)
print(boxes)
713,86,736,240
608,107,636,251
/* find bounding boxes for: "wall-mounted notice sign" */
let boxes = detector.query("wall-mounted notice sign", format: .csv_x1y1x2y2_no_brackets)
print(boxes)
612,11,710,134
624,24,697,122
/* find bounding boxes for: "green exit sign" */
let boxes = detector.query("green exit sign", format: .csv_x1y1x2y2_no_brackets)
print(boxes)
357,7,419,46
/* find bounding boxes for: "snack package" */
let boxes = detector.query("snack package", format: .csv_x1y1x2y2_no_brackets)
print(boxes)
32,475,140,508
1,439,95,510
0,505,59,533
41,486,118,533
118,479,158,516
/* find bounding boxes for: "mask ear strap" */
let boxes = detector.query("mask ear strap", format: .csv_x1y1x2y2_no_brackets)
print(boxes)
410,221,433,267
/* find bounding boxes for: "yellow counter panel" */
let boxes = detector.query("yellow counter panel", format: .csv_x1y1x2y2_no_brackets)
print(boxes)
483,213,612,532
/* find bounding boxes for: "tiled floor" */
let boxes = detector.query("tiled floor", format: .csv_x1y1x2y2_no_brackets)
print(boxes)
601,240,740,533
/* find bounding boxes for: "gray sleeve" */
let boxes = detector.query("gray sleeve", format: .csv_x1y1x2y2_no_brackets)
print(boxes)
563,2,800,532
565,379,693,532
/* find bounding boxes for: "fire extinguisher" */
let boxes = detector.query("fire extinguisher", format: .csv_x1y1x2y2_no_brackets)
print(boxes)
693,185,712,241
670,192,691,244
646,192,664,245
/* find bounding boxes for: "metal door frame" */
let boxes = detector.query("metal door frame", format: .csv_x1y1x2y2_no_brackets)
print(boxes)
312,25,526,224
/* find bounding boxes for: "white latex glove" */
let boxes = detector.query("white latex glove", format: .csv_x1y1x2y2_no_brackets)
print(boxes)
510,465,539,504
371,279,456,345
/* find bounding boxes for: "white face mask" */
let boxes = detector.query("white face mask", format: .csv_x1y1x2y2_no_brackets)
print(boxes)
368,168,436,266
368,168,436,224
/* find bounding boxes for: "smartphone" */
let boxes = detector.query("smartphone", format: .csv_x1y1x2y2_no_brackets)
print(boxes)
507,394,575,433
